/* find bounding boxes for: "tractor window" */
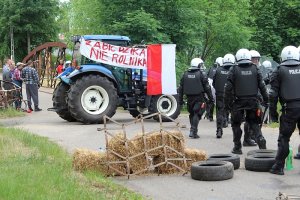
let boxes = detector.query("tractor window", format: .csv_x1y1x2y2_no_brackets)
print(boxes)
72,41,82,66
102,39,130,47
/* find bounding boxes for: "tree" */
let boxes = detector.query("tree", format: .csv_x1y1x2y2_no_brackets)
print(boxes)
0,0,59,61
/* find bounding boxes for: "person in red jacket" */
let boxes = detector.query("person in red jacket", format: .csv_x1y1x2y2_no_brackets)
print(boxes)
56,59,64,74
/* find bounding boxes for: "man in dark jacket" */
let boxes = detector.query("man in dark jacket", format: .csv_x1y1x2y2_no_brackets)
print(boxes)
213,54,235,138
178,58,214,139
21,60,42,112
224,49,269,154
269,46,300,175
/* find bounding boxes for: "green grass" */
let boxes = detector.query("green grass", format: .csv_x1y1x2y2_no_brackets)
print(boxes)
0,127,144,200
267,122,279,128
0,106,25,118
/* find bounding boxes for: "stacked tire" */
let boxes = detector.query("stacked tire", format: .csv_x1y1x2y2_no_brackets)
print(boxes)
245,149,277,172
191,153,239,181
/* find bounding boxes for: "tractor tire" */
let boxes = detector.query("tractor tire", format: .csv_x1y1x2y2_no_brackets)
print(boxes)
53,82,76,122
68,75,118,124
207,154,240,170
152,94,180,122
245,154,276,172
191,161,234,181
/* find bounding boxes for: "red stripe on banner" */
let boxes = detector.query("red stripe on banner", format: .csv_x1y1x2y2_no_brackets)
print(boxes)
147,45,162,95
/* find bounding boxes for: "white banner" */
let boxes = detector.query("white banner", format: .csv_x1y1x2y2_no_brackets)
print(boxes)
80,38,147,69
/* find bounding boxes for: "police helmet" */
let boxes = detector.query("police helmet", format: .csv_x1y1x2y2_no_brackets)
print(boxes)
235,48,252,64
280,46,300,66
215,57,223,67
223,54,235,66
250,50,261,58
190,58,204,68
262,60,272,70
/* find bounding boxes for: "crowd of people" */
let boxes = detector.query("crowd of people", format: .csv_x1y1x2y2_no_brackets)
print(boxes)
2,58,42,112
178,45,300,176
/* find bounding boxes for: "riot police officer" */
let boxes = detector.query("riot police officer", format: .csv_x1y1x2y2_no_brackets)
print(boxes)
243,50,263,146
213,54,234,138
178,58,214,139
205,57,222,121
269,46,300,175
224,49,268,154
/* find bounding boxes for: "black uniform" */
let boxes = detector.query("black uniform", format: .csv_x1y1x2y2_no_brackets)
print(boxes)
213,64,231,138
179,67,214,138
269,60,300,175
206,65,217,121
224,62,268,154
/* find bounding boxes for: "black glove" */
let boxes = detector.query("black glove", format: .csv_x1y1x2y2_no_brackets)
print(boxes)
37,84,41,89
209,99,215,104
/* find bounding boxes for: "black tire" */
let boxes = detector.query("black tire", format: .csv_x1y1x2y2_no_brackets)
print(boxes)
247,149,277,156
68,75,118,124
208,154,240,170
245,154,276,172
152,94,181,122
191,161,234,181
53,82,76,122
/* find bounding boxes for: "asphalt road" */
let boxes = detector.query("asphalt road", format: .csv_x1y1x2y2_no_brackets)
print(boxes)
1,87,300,200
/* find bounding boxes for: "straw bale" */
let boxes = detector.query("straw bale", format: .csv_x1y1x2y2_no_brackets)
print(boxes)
131,130,185,157
153,148,207,174
107,133,148,174
72,148,109,175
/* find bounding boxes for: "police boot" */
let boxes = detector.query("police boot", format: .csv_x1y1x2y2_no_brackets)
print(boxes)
223,119,228,128
193,132,200,139
216,128,223,139
257,137,267,149
269,162,284,175
243,139,257,147
231,142,242,154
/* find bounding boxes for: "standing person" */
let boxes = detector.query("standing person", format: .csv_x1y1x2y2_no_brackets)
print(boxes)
213,54,234,138
205,57,222,121
2,63,15,90
12,62,24,109
250,50,261,67
224,49,268,154
2,58,12,74
21,60,42,112
269,46,300,175
178,58,214,139
56,59,64,75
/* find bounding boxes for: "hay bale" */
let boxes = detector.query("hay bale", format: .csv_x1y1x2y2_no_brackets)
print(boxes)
132,130,185,157
73,148,108,174
153,148,207,174
107,133,148,175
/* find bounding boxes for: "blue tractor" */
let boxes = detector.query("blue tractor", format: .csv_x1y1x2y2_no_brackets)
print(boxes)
51,35,180,124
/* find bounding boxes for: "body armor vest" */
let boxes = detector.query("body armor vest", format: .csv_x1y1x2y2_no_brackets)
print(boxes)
215,67,229,94
234,64,258,97
208,67,217,79
183,70,204,95
279,65,300,101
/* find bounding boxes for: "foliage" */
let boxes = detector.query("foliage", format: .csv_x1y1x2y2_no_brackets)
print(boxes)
250,0,300,62
0,0,59,61
0,127,143,200
0,106,25,118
